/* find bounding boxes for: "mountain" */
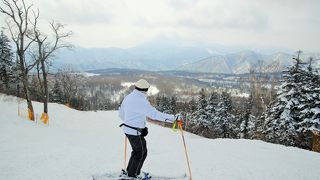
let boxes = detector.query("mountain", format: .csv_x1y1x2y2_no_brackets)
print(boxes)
179,51,320,74
179,50,266,74
54,47,152,70
54,39,212,71
53,38,319,74
178,55,232,74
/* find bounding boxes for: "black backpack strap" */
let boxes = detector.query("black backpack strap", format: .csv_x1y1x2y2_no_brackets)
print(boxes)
119,123,142,132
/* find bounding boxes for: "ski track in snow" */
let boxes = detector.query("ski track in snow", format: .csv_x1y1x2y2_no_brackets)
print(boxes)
0,94,320,180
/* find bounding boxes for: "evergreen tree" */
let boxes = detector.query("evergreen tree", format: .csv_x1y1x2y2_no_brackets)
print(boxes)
206,91,219,126
156,95,162,110
296,58,320,148
0,31,14,92
50,79,63,103
189,88,213,137
239,95,255,139
263,52,312,147
213,91,236,138
169,96,177,114
264,73,299,145
191,88,208,125
188,97,197,114
156,95,169,113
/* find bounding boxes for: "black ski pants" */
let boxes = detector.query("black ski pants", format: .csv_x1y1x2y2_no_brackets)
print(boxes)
125,133,147,177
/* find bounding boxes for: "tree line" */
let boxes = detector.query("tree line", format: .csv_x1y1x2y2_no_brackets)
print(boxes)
154,52,320,150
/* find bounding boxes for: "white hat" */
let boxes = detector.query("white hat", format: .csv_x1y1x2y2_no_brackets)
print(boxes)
135,79,150,91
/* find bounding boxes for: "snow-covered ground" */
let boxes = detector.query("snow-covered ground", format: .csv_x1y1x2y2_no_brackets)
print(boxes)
121,82,159,96
0,94,320,180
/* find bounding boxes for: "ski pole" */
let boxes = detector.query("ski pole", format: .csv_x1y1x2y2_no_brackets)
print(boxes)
178,119,192,180
123,136,128,170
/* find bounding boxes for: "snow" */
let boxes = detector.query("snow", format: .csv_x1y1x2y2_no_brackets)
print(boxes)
121,82,135,88
121,82,159,96
82,72,101,77
147,86,159,96
1,94,320,180
231,92,250,98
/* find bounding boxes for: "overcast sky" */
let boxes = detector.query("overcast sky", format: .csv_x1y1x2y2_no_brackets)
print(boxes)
1,0,320,51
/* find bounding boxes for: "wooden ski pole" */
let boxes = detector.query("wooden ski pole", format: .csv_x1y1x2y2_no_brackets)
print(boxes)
178,120,192,180
124,136,128,170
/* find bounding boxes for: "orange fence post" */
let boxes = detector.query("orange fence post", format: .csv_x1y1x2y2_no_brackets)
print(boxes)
312,131,320,153
28,108,34,121
40,112,49,125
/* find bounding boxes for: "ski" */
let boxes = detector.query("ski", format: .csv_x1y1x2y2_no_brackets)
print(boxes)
149,172,187,180
92,172,188,180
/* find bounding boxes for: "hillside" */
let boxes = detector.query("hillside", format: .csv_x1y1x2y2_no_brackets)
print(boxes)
1,94,320,180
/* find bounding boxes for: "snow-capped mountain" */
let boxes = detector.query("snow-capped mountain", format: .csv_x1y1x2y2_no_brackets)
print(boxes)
179,51,320,74
178,55,232,74
53,38,319,74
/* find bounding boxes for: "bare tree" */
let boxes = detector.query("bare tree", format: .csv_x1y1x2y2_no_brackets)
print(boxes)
31,18,72,122
0,0,38,120
57,68,83,106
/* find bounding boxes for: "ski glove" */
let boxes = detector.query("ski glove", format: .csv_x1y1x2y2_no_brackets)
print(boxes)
141,127,148,136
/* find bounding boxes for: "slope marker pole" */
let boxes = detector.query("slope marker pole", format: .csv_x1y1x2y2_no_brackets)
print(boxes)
178,119,192,180
123,136,128,170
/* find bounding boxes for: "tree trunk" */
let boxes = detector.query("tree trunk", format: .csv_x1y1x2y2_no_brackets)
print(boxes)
22,71,34,120
41,60,48,114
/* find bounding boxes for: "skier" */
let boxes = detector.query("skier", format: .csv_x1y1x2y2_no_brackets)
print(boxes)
119,79,182,179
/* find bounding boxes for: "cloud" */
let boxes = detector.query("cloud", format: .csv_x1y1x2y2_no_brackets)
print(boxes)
1,0,319,51
126,0,269,32
166,0,198,10
34,0,113,25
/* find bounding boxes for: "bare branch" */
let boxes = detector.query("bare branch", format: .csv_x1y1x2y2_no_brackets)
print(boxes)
0,0,14,18
42,21,72,60
0,0,20,28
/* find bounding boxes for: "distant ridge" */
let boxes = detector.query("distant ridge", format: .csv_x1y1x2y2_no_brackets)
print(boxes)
53,41,319,74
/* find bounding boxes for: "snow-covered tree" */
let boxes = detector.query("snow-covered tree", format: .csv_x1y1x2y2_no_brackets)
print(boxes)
156,95,171,113
188,97,197,114
263,51,320,148
0,31,15,92
169,96,177,114
240,115,256,139
239,95,256,139
191,88,208,125
213,91,236,138
295,58,320,148
189,88,214,137
156,95,164,111
206,91,219,126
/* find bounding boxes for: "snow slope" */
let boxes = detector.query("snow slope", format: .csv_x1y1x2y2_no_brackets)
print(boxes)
0,94,320,180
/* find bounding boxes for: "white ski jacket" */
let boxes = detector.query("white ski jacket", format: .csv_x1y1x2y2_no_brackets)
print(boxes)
119,89,175,135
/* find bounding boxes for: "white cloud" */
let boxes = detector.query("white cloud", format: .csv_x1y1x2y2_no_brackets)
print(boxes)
1,0,319,51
